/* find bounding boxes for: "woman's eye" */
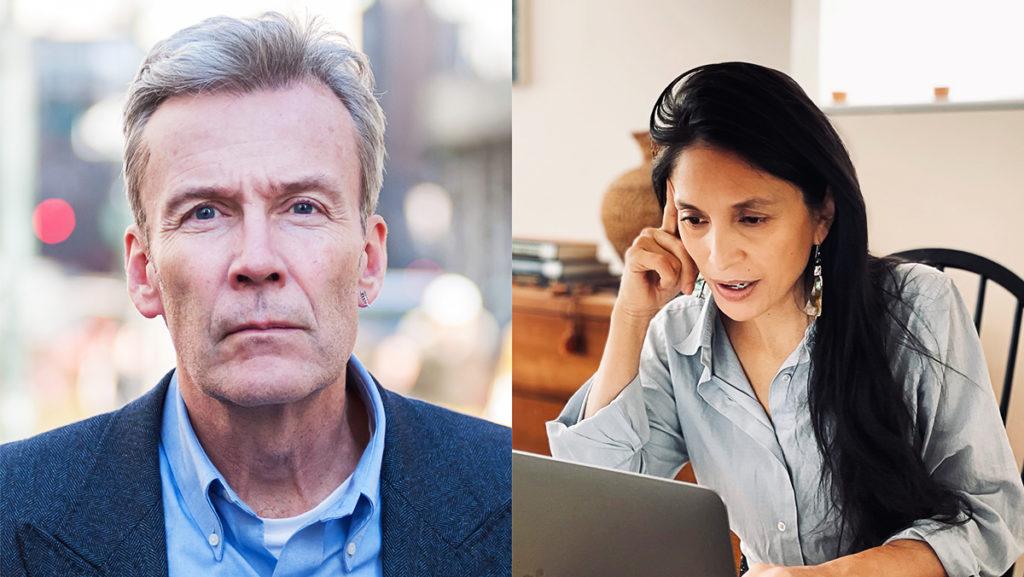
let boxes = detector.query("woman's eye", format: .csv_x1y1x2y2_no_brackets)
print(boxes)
193,206,218,220
680,216,705,226
740,216,766,225
291,201,317,215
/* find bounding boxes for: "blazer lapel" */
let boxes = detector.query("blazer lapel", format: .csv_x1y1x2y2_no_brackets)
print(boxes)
15,373,172,577
378,385,433,577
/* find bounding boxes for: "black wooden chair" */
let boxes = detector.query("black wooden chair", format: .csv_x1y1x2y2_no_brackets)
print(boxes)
889,248,1024,577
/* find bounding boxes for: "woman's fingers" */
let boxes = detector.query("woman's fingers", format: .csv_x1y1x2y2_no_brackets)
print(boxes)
646,228,697,293
656,180,699,293
660,182,678,235
622,241,679,291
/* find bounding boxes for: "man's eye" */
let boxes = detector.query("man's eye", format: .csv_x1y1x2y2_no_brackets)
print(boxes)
291,201,317,215
740,216,766,225
193,206,218,220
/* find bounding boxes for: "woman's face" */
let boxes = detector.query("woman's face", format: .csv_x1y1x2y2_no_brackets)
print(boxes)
668,145,832,324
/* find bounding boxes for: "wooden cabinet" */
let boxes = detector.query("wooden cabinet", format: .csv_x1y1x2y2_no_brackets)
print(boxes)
512,285,616,455
512,284,742,573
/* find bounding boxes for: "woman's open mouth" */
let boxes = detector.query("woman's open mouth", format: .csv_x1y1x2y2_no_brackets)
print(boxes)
713,280,759,301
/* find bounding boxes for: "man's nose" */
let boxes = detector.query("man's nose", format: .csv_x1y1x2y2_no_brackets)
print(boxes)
227,215,286,288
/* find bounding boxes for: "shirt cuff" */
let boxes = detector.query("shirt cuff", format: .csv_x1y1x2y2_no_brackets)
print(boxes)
545,375,649,468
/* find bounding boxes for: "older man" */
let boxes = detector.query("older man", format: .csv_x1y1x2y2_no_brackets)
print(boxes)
0,13,510,577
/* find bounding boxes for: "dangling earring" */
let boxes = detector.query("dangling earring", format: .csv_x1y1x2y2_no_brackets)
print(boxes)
803,244,823,317
694,273,708,299
358,290,370,308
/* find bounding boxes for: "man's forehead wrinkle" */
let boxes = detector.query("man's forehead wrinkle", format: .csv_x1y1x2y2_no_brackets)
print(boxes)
159,136,301,170
153,129,346,186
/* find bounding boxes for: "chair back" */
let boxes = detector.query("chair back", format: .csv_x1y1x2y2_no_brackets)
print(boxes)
889,248,1024,424
889,249,1024,577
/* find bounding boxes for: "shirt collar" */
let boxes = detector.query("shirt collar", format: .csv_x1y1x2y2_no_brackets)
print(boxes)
159,354,385,559
670,290,818,370
672,292,717,363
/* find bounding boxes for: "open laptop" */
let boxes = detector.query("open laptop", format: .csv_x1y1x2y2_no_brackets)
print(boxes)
514,450,736,577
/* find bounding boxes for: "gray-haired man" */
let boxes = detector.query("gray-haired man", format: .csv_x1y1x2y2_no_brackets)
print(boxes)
0,13,510,577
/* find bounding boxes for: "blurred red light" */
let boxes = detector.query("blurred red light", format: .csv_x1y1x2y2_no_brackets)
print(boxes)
32,198,76,244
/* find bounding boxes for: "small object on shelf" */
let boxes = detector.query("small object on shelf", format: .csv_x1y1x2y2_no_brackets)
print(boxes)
512,258,610,279
933,86,950,101
512,238,598,261
831,91,847,105
513,237,617,291
512,271,619,293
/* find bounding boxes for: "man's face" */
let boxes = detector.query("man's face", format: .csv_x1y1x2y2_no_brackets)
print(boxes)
125,80,387,407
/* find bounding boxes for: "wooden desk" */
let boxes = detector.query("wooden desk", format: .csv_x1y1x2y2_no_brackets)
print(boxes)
512,285,743,573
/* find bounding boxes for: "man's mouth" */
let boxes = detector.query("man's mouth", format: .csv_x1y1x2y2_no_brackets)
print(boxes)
225,321,304,338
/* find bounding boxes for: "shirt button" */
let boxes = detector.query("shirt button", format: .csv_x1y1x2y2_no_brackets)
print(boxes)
781,374,792,383
347,542,357,556
777,521,786,532
208,533,220,547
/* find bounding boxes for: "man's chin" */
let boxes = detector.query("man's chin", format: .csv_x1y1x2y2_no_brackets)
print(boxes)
200,359,336,408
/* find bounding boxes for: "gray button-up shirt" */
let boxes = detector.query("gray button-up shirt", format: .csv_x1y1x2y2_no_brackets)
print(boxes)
547,263,1024,576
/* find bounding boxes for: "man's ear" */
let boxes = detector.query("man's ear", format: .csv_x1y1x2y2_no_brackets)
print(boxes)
124,225,164,319
358,215,388,305
814,193,835,245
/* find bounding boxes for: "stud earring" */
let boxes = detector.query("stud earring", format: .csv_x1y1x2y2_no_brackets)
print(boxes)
803,244,823,317
358,291,370,308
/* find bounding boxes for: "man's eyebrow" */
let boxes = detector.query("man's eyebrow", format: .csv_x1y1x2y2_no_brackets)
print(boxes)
163,186,235,218
162,176,344,217
677,197,777,211
279,176,344,201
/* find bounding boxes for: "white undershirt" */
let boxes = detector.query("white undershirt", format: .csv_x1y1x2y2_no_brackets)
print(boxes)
260,475,353,558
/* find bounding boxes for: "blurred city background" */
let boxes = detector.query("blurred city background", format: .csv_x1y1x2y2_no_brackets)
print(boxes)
0,0,512,442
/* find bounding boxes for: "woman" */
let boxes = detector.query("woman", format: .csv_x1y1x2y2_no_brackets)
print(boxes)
547,62,1024,577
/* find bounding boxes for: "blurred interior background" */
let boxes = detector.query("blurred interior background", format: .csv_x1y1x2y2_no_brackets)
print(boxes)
0,0,512,443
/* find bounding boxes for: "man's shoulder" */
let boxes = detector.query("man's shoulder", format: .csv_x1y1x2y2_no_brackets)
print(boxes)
377,386,510,553
384,389,509,438
1,379,171,576
1,378,169,521
1,411,115,499
0,409,122,571
379,387,510,474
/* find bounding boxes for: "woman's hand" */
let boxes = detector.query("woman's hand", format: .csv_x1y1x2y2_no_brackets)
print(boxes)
582,184,700,419
616,190,698,321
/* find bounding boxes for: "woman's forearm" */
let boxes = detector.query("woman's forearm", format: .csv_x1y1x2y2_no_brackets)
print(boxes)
817,540,946,577
582,306,653,419
750,540,946,577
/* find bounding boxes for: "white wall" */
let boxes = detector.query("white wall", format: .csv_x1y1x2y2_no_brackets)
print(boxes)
833,109,1024,472
512,0,792,249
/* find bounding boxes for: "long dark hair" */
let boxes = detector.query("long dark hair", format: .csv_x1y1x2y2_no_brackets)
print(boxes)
648,62,973,554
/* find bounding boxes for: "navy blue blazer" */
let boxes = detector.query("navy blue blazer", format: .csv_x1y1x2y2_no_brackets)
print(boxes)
0,370,511,576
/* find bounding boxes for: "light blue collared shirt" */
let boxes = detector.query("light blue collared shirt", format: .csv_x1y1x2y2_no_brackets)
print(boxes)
159,355,385,577
548,263,1024,576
